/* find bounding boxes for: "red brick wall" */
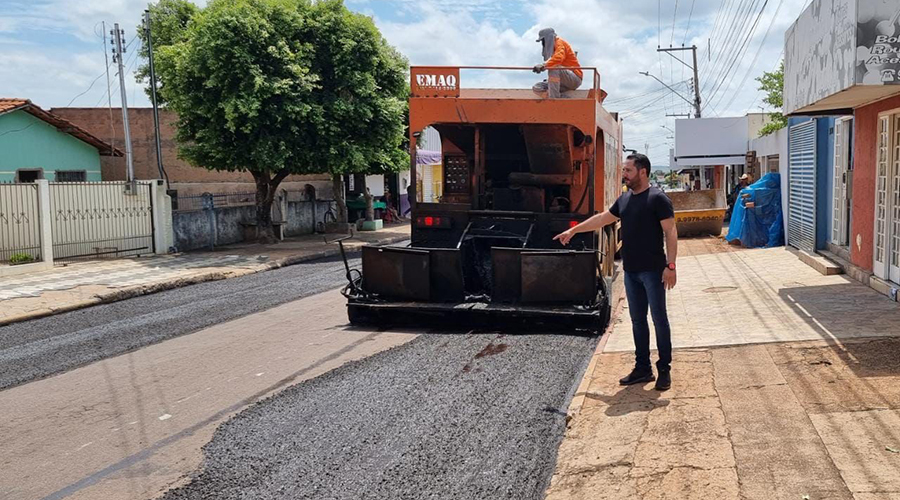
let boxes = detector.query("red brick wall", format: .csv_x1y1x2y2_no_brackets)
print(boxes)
851,95,900,271
50,108,329,185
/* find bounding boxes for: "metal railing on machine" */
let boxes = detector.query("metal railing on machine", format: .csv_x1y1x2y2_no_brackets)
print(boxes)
0,183,42,264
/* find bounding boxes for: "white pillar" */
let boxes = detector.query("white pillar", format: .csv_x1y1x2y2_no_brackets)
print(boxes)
36,179,53,264
150,180,174,254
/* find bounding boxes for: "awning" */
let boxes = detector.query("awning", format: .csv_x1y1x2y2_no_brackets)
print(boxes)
415,149,442,165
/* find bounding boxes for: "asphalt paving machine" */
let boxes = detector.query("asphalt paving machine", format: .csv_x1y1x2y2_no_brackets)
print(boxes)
342,66,622,332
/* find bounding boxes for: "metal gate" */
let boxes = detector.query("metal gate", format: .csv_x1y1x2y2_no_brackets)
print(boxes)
49,181,154,261
788,120,817,252
0,183,42,263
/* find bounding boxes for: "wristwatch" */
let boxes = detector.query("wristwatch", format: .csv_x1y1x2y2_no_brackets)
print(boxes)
667,262,676,271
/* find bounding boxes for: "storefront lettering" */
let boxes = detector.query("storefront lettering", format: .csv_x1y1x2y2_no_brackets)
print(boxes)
867,55,900,65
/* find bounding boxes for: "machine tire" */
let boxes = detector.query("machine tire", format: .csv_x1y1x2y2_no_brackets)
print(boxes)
347,304,377,326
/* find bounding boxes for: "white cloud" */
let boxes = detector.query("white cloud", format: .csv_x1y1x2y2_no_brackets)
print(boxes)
375,0,813,165
2,0,816,165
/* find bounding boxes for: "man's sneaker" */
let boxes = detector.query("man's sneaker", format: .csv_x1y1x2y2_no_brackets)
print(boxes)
619,368,655,386
654,370,671,391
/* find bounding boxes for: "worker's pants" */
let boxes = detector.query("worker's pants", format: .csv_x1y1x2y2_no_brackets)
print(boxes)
624,270,673,373
532,69,582,98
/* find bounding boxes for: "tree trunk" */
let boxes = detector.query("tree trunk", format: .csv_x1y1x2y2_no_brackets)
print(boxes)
332,174,348,223
252,168,291,244
364,188,374,222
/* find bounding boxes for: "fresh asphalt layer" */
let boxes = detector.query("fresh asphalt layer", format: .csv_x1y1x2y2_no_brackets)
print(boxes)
0,254,363,391
161,331,598,500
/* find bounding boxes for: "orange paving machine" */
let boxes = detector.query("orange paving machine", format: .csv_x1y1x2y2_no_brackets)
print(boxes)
343,66,623,332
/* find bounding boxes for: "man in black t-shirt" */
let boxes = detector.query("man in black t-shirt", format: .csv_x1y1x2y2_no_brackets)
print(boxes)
554,153,678,391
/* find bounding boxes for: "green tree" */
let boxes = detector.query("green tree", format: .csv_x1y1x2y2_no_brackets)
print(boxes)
154,0,408,241
135,0,199,105
756,61,787,136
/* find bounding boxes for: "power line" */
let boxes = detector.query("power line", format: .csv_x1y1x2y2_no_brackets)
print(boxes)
707,0,770,104
605,80,691,105
704,0,770,113
622,91,672,118
93,36,143,108
682,0,696,46
670,0,679,47
718,0,786,113
65,69,111,107
699,0,737,79
703,0,732,61
744,50,783,114
702,0,755,92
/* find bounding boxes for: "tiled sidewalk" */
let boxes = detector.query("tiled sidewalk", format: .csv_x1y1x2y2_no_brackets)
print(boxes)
604,245,900,351
0,224,410,326
548,238,900,500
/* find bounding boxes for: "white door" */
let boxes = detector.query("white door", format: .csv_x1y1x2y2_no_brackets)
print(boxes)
873,113,900,284
891,114,900,283
832,118,852,246
788,120,817,253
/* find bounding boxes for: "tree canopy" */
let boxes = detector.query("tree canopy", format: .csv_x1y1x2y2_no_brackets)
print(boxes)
135,0,199,106
149,0,409,238
756,61,787,137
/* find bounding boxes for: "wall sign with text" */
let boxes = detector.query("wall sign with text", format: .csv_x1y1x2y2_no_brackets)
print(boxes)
857,2,900,85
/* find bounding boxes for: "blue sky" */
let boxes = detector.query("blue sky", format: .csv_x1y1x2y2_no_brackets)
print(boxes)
1,0,813,165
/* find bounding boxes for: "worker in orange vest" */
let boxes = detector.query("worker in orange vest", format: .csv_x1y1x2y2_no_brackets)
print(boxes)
532,28,583,98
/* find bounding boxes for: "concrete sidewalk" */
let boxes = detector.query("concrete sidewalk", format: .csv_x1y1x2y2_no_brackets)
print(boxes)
0,224,410,327
548,238,900,500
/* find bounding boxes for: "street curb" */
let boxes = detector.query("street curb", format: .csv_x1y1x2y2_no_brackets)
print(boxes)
566,270,627,422
0,234,409,328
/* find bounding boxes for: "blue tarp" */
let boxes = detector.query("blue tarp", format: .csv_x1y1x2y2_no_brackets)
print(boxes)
725,172,784,248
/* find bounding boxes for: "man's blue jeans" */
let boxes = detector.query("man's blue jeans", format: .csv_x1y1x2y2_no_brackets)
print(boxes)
624,270,672,372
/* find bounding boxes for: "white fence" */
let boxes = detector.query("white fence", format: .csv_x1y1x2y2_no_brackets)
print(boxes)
49,182,156,261
0,183,44,263
0,180,173,277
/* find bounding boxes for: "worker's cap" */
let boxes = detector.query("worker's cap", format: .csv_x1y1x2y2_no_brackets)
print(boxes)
740,173,750,180
536,27,556,42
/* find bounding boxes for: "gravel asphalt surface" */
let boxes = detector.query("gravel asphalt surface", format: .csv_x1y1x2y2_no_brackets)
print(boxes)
0,254,362,391
161,331,598,500
2,247,602,500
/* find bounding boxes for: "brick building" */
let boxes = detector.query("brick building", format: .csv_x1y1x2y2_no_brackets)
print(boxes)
50,107,332,198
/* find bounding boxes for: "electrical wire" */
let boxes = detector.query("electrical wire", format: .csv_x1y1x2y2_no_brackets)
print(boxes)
670,0,679,47
702,0,755,93
718,0,786,113
682,0,696,46
704,0,770,113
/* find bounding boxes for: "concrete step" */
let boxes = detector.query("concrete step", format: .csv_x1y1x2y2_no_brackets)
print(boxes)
797,249,843,276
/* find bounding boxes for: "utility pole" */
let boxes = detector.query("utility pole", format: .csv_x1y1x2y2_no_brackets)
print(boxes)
144,9,166,183
111,23,135,186
102,21,115,156
657,45,702,118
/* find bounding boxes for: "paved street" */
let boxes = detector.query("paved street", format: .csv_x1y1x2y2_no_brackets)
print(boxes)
0,254,365,390
0,251,597,500
0,225,410,326
5,237,900,500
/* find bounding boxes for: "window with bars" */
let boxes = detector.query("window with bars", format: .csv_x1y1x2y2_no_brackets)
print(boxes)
15,169,43,183
55,171,87,182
